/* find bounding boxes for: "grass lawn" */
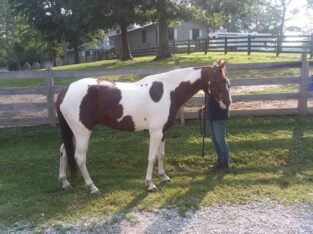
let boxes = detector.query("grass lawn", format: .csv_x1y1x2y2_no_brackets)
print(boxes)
0,116,312,230
53,52,309,70
0,52,312,88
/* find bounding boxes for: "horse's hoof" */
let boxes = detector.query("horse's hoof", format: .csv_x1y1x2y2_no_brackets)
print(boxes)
159,174,171,182
90,188,100,195
146,184,158,192
62,184,72,191
148,187,158,192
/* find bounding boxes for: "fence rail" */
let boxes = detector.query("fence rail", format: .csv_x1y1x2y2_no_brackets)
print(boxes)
131,34,313,58
0,54,311,127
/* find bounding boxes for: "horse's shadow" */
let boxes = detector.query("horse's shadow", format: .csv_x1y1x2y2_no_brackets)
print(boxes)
90,168,226,233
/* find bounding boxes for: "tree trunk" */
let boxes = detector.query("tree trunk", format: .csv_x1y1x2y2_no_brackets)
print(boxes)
74,44,80,64
120,23,133,61
155,19,171,60
155,0,171,60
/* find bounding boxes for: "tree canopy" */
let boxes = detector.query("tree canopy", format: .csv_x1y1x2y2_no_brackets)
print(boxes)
2,0,310,68
10,0,106,64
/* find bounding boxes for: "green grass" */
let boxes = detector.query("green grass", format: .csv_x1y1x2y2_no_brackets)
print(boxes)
0,52,312,88
0,116,312,230
53,52,307,71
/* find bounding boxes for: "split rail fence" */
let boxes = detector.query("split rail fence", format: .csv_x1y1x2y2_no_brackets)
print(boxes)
0,54,312,127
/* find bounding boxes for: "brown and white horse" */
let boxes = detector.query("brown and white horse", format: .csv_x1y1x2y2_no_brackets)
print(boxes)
56,60,231,194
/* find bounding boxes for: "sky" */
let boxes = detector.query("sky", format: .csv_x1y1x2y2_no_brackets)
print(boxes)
285,0,313,33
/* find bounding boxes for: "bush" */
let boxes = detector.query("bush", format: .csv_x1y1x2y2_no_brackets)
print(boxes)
32,62,41,70
8,60,21,71
23,62,31,70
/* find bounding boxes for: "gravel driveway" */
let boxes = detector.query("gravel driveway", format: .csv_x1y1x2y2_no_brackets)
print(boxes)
7,200,312,234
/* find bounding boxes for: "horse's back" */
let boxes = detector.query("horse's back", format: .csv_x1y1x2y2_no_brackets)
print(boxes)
59,78,157,132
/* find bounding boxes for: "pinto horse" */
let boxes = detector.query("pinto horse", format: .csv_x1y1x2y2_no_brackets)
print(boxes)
56,60,231,194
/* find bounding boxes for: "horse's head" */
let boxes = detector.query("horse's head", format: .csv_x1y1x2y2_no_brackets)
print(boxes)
201,60,232,109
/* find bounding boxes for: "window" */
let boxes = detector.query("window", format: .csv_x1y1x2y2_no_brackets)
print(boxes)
192,28,200,40
142,30,147,43
168,28,174,40
85,51,91,57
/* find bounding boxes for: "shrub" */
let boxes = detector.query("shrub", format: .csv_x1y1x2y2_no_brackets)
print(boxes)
8,60,21,71
32,62,41,70
23,62,31,70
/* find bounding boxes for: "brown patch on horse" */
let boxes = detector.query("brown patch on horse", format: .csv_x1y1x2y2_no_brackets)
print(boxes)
149,81,164,102
79,85,135,131
162,78,203,134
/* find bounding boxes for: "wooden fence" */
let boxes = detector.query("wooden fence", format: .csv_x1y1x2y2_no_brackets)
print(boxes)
131,34,313,58
0,54,312,127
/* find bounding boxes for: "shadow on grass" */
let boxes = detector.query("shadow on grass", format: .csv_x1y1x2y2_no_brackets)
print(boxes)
1,116,313,230
145,172,225,233
279,118,313,189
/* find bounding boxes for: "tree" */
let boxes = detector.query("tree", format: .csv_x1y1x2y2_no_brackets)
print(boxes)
149,0,191,60
272,0,293,36
0,0,52,69
104,0,149,61
239,0,281,33
191,0,260,32
10,0,106,64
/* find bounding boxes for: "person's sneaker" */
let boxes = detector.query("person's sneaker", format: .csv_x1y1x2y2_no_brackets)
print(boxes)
219,163,230,173
211,162,222,172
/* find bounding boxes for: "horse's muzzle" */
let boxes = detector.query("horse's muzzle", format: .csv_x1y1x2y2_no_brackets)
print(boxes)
224,99,231,108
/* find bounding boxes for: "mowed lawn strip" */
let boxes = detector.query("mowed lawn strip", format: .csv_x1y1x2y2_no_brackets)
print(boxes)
0,116,312,229
0,52,312,88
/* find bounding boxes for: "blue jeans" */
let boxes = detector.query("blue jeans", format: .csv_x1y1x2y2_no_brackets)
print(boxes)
209,120,229,164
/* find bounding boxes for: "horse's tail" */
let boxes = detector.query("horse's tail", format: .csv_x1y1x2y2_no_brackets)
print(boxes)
56,90,77,177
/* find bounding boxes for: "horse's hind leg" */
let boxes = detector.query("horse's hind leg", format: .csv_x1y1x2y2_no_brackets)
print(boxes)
157,140,171,182
58,144,71,190
74,134,100,194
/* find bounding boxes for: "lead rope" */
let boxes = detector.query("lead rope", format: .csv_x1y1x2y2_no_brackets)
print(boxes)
200,92,208,157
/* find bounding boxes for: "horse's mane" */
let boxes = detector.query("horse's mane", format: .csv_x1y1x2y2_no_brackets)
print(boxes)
136,67,199,85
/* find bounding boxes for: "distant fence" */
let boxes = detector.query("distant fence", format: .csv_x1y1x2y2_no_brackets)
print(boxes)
130,34,313,58
0,54,312,127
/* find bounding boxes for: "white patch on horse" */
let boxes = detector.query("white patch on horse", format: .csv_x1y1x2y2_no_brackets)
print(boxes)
117,68,202,131
60,78,96,134
219,100,227,109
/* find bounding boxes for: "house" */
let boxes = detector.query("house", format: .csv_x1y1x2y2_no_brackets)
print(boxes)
109,21,208,57
65,38,115,64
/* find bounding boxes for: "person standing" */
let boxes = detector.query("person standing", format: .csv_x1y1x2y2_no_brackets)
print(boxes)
206,93,230,173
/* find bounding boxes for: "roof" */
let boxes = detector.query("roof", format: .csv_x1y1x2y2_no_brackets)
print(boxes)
109,23,156,38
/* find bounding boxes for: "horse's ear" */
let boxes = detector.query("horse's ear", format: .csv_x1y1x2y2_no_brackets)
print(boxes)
219,60,226,68
217,60,227,73
213,59,226,68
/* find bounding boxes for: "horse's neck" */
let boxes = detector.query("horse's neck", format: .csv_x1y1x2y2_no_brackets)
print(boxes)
168,68,203,107
137,68,203,107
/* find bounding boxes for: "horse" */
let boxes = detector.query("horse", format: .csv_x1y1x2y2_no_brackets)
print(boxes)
55,59,231,194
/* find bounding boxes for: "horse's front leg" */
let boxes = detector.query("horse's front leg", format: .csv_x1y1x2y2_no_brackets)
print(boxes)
145,129,163,192
157,140,171,182
74,134,100,194
58,144,71,190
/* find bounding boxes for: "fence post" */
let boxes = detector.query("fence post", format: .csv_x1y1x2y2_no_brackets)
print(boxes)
173,59,185,124
204,37,208,54
45,67,57,127
248,34,251,55
187,40,190,54
172,40,176,54
224,37,228,54
310,33,313,59
276,34,281,57
298,53,309,115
